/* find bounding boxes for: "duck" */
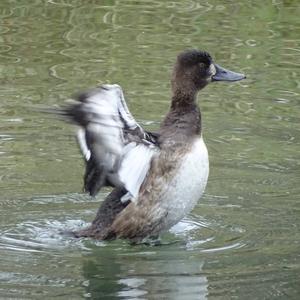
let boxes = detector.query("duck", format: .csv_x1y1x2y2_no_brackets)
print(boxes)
57,49,245,243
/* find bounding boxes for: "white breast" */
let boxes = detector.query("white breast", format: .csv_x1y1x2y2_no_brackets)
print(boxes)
161,137,209,230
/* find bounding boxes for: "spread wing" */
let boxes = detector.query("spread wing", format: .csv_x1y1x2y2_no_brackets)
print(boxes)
58,84,159,199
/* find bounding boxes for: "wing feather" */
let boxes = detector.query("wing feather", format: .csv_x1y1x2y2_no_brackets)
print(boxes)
59,84,159,198
119,143,158,202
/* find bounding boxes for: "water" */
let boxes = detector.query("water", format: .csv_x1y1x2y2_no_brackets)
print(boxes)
0,0,299,298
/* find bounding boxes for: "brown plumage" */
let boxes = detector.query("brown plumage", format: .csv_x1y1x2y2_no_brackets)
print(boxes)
62,49,246,242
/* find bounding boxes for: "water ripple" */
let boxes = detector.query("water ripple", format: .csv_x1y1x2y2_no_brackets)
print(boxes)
0,219,91,252
1,0,299,298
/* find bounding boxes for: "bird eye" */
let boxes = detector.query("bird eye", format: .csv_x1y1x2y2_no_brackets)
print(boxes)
198,62,206,69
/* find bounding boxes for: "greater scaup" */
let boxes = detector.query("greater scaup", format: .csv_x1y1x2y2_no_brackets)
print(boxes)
58,49,245,242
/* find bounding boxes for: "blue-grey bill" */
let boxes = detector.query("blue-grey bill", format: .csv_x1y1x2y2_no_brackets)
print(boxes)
212,64,246,82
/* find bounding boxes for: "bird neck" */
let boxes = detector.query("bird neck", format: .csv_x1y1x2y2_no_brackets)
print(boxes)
160,89,202,140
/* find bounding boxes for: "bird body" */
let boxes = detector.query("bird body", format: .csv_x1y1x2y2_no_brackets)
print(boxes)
56,49,245,242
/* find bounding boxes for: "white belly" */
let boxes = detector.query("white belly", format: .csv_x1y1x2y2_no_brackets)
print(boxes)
161,137,209,230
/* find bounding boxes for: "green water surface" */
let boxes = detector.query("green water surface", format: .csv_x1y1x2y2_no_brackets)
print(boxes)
0,0,299,299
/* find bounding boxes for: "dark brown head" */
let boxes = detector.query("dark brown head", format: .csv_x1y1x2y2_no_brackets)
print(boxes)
172,49,246,95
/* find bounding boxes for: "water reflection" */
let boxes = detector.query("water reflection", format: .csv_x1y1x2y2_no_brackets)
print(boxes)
0,199,213,299
82,245,208,299
0,187,299,298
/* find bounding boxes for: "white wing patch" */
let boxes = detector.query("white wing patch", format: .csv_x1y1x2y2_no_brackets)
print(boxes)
119,143,158,203
76,128,91,161
63,84,159,198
